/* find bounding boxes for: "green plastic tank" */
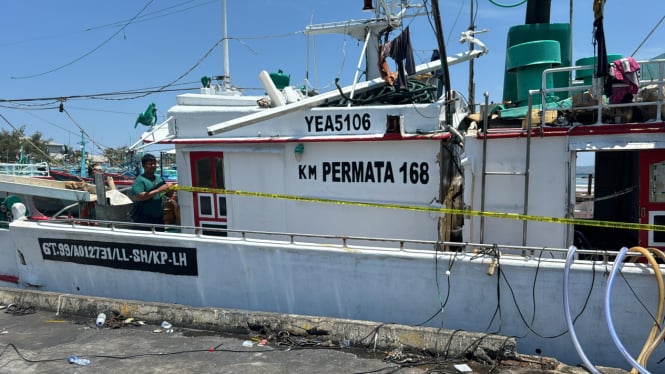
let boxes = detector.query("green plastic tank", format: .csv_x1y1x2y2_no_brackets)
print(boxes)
506,39,561,106
502,23,571,104
269,70,290,90
575,54,623,85
0,195,24,225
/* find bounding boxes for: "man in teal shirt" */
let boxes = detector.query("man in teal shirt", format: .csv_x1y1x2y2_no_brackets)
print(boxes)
131,154,172,226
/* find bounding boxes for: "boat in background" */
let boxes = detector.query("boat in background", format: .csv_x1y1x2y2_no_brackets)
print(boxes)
0,161,51,179
157,167,178,183
0,173,133,221
3,1,665,371
0,172,133,286
49,168,134,187
0,159,134,188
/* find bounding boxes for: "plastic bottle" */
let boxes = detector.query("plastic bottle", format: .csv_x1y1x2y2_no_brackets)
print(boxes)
68,356,91,366
96,313,106,327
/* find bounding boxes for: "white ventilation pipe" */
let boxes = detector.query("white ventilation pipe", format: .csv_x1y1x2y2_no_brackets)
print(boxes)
258,70,285,107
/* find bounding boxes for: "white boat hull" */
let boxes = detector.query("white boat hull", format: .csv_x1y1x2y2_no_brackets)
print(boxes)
0,229,18,288
8,218,665,369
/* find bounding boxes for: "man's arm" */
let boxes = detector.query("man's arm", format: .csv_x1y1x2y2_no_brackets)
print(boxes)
135,182,170,202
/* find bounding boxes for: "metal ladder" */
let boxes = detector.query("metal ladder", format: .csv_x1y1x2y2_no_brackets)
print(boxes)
479,92,538,247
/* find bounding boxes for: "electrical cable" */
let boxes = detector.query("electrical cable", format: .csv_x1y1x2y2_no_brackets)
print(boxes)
1,0,216,48
107,37,226,101
86,0,219,32
0,307,517,372
528,249,545,330
11,0,156,80
479,245,503,335
0,341,278,364
446,0,466,46
496,248,596,340
0,113,58,164
415,246,458,327
62,108,108,160
1,320,392,366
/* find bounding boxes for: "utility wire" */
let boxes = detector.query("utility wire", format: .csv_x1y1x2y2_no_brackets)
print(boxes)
0,113,57,163
631,14,665,57
1,86,198,104
11,0,156,80
101,37,225,100
19,109,81,138
0,0,215,48
4,32,222,104
82,0,217,33
62,108,110,155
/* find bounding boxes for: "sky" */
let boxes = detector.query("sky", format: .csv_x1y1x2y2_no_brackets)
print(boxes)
1,0,663,162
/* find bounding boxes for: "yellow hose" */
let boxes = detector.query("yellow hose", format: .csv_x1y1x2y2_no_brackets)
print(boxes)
626,246,665,373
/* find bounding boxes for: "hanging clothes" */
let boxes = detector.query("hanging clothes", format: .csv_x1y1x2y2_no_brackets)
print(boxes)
386,27,416,91
378,44,398,86
593,1,610,96
594,18,609,77
609,57,640,104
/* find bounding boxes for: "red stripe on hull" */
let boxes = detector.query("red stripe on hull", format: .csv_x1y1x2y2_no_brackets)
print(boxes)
0,275,19,284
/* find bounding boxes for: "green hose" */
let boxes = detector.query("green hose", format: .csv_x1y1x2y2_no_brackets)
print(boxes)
488,0,527,8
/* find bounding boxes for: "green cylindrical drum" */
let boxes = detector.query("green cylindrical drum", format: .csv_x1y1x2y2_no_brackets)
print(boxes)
575,54,623,85
269,70,290,90
503,23,571,104
506,40,561,105
0,195,24,225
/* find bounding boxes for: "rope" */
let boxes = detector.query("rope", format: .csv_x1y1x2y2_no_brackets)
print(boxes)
325,78,437,107
4,304,35,316
631,14,665,56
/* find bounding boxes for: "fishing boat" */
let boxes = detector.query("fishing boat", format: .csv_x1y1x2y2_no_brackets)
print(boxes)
49,168,135,187
3,0,665,371
0,161,51,179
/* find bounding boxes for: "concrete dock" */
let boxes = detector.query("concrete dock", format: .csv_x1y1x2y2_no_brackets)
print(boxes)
0,287,626,373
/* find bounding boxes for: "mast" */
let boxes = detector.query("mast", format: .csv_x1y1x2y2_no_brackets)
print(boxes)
304,1,420,82
222,0,230,90
525,0,551,24
432,0,464,250
80,130,87,178
468,0,475,113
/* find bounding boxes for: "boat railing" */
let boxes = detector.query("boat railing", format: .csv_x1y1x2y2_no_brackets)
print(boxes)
0,162,50,178
32,216,640,260
538,58,665,126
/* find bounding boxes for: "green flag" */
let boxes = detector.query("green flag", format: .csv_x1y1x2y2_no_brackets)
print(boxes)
135,103,157,128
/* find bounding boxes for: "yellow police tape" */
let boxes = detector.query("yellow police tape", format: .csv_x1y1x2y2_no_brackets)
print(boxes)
170,185,665,232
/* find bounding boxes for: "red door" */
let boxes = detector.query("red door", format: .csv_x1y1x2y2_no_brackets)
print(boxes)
639,150,665,248
190,152,227,236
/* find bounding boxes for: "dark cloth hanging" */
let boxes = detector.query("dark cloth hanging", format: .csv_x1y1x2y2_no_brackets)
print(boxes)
387,27,416,91
593,17,608,79
430,49,442,78
593,0,611,96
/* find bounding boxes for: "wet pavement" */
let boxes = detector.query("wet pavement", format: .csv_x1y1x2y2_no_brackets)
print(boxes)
0,290,628,373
